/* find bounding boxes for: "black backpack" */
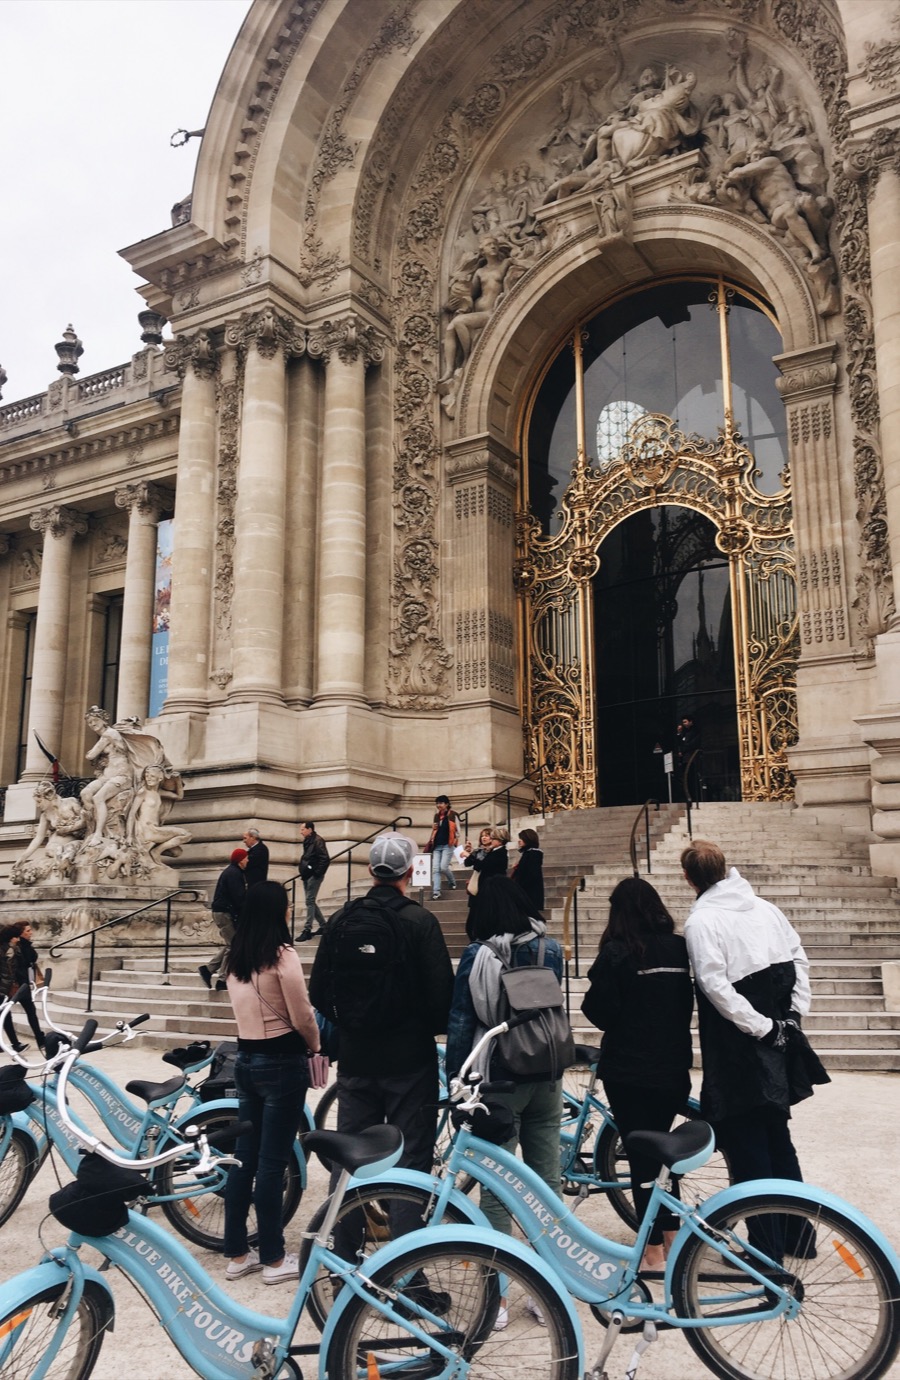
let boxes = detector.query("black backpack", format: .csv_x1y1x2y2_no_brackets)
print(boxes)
318,895,409,1034
487,938,576,1082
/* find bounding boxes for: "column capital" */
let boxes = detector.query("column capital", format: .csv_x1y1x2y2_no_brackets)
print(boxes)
774,342,839,401
844,127,900,192
307,313,386,368
163,328,219,380
29,505,88,540
114,481,166,519
224,308,306,361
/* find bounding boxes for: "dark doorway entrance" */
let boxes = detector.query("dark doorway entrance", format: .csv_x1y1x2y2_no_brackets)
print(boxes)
594,506,740,806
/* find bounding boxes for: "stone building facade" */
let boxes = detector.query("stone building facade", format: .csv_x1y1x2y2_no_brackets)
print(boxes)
2,0,900,884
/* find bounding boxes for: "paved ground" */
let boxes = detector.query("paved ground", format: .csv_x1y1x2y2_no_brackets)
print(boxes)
3,1038,899,1378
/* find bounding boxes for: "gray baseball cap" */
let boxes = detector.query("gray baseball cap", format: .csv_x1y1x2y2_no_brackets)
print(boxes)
369,831,416,879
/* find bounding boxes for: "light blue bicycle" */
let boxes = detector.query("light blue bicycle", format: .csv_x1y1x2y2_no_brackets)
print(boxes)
302,1022,900,1380
0,1015,584,1379
0,976,309,1248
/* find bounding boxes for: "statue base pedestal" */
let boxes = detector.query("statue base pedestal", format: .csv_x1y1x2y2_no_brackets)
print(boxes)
0,884,214,958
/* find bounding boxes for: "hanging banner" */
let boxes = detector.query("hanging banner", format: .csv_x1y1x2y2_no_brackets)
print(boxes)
149,519,173,717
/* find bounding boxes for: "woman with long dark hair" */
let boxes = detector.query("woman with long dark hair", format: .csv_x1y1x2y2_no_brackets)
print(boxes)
510,827,544,914
0,922,45,1052
223,882,319,1285
581,876,693,1272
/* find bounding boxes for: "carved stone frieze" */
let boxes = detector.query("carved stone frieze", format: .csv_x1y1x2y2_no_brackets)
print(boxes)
307,315,385,367
29,505,88,541
114,481,165,519
863,11,900,94
92,524,128,567
14,547,41,584
163,329,219,380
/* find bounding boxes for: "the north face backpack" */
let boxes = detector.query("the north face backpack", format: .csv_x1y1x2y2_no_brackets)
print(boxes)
488,937,575,1082
319,895,409,1033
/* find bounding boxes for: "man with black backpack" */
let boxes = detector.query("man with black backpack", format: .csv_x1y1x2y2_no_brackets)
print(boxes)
308,831,454,1203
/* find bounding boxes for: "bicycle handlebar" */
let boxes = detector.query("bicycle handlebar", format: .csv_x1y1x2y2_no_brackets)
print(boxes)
448,1012,542,1109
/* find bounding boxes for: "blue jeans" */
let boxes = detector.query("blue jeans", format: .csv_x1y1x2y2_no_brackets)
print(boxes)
223,1051,307,1264
431,844,456,896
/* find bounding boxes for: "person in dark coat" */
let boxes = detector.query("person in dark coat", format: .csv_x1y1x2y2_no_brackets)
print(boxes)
0,921,46,1052
581,876,693,1271
242,827,269,889
461,825,509,940
510,828,544,913
200,848,248,990
297,821,330,940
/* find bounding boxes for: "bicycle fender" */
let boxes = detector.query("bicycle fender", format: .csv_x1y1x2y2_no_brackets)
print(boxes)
318,1224,585,1370
345,1165,489,1227
666,1176,900,1287
8,1111,43,1158
0,1255,114,1323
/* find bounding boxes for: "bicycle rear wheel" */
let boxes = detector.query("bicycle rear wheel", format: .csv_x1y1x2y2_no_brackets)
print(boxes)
156,1107,303,1251
299,1181,473,1331
0,1280,112,1379
0,1128,38,1228
672,1191,900,1380
324,1238,580,1379
594,1104,732,1230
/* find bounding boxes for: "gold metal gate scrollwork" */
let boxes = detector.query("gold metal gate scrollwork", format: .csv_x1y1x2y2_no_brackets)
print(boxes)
516,410,798,809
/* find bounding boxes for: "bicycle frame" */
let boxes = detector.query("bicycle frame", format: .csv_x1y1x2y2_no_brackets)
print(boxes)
0,1170,584,1379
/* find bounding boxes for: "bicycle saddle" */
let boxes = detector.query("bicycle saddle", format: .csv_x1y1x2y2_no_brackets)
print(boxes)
125,1074,186,1105
572,1044,601,1066
303,1124,403,1177
625,1119,715,1174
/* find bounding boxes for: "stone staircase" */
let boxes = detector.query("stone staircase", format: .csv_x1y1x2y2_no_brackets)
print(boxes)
554,801,900,1072
44,801,900,1068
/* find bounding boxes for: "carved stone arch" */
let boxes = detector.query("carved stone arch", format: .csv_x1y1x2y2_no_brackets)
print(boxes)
454,208,827,442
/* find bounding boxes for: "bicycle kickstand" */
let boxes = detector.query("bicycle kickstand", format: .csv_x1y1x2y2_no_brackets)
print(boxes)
622,1321,658,1380
586,1309,624,1380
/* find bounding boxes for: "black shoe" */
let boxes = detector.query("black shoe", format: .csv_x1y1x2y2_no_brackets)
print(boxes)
298,929,313,942
399,1270,451,1319
12,1042,28,1053
215,980,227,991
198,965,212,989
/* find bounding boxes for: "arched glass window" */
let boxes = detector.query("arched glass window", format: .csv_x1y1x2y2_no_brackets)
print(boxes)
526,278,786,535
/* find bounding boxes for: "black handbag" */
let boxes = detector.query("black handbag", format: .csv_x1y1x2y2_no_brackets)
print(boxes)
786,1021,830,1105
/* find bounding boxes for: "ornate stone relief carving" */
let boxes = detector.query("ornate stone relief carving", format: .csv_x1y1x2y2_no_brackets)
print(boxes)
307,313,385,367
29,505,89,542
224,308,307,361
862,10,900,93
92,524,128,567
14,548,41,585
213,374,241,650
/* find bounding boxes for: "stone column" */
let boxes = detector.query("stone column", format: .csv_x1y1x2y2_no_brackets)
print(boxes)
225,310,304,701
308,315,385,702
114,481,165,721
867,163,900,609
162,331,219,710
22,505,88,776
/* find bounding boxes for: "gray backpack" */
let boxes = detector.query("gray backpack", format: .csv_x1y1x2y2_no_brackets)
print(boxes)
487,938,575,1082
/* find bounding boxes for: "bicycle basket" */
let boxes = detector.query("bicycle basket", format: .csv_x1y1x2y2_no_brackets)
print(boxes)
0,1063,34,1113
450,1097,515,1145
49,1152,150,1236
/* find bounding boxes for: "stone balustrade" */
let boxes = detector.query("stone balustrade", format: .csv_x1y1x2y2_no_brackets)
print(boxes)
0,349,176,437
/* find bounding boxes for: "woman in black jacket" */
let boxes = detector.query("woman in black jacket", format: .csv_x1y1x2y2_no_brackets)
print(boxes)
510,828,544,913
461,826,509,940
0,921,45,1052
581,877,693,1271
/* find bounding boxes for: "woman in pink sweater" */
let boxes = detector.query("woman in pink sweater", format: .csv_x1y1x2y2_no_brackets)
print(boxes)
223,882,320,1285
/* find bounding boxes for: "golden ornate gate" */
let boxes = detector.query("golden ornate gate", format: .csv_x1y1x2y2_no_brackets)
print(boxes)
515,402,798,810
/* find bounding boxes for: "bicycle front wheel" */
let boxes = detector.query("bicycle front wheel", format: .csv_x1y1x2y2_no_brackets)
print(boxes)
0,1281,112,1379
672,1191,900,1380
156,1108,303,1251
325,1238,580,1379
594,1106,733,1230
0,1128,38,1228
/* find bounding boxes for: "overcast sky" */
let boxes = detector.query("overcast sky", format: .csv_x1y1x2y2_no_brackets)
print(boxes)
1,0,252,404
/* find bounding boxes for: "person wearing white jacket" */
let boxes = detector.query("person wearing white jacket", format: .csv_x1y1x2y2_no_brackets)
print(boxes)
682,838,812,1190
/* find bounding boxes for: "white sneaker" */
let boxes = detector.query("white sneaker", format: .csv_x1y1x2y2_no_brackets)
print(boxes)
263,1252,299,1285
493,1303,509,1331
525,1295,546,1325
226,1249,261,1279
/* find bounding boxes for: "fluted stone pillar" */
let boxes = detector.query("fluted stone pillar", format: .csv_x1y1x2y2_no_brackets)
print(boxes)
226,311,303,700
22,505,87,776
114,481,165,721
163,331,218,710
308,316,384,702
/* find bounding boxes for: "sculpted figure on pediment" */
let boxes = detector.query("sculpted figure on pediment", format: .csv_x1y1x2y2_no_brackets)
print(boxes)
717,145,831,263
439,234,528,409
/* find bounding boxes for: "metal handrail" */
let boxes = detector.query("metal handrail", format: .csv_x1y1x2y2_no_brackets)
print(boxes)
629,798,660,876
283,815,413,938
48,888,202,1011
459,765,546,843
561,874,586,1012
